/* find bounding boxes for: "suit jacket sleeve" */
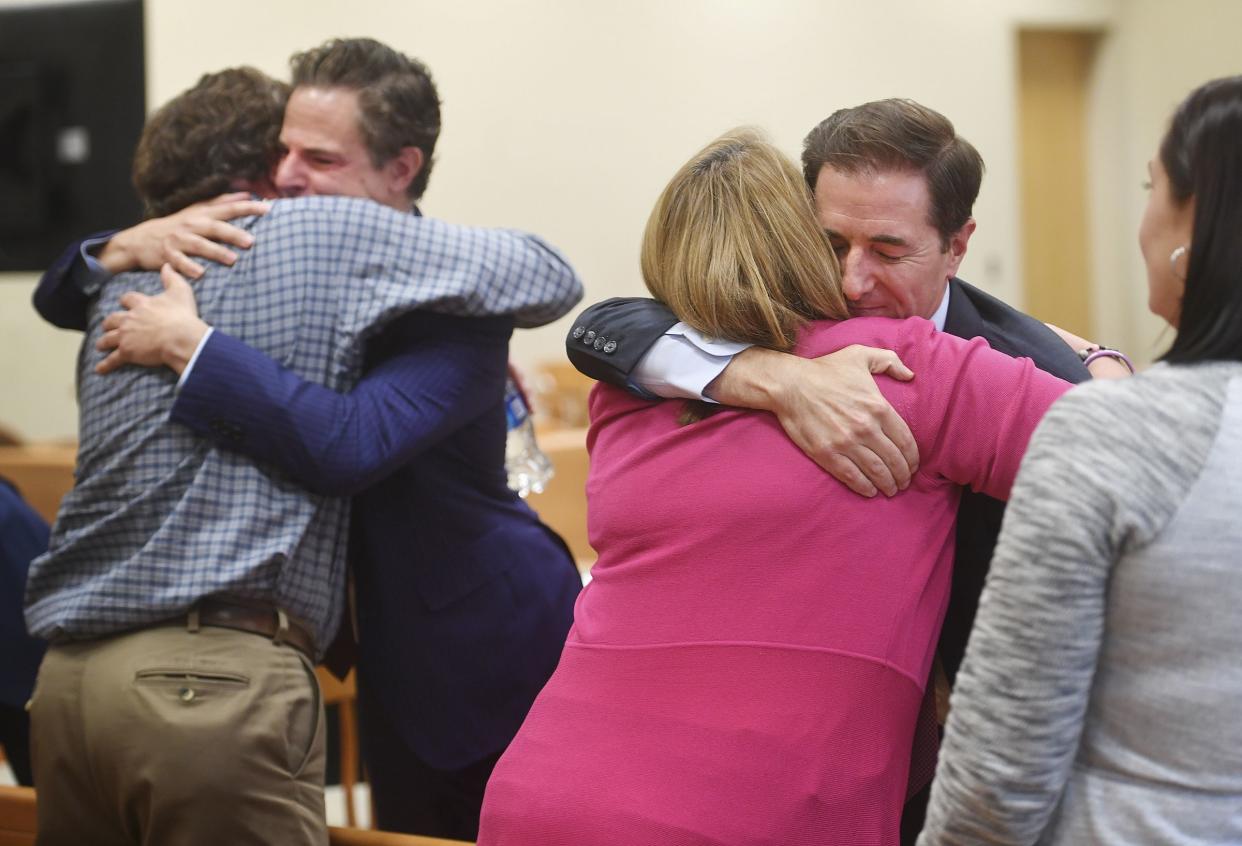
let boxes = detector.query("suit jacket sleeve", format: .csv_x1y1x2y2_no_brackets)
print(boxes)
32,232,117,330
565,297,679,388
171,312,511,497
946,278,1091,384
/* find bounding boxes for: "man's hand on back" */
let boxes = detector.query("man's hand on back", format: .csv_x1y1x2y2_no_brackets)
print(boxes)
97,192,269,278
708,346,919,497
96,264,208,375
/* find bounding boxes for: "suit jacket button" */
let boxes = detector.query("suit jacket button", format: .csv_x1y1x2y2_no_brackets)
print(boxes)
584,330,597,344
571,325,586,339
603,340,618,354
593,336,606,350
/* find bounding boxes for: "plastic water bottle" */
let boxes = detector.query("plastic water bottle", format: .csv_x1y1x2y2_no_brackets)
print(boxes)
504,371,554,498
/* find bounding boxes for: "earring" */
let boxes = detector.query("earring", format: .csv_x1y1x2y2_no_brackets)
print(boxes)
1169,245,1188,278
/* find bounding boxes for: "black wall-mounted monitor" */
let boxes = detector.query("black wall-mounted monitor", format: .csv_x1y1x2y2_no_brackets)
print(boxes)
0,0,145,272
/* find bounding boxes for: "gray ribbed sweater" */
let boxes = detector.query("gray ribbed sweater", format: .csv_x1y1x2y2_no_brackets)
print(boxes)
919,362,1242,845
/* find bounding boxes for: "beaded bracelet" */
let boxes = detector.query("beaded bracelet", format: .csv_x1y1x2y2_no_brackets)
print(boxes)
1080,346,1135,374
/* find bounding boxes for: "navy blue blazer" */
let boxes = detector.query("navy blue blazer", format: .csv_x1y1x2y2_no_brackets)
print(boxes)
0,478,49,709
564,279,1090,683
33,246,580,770
33,234,112,331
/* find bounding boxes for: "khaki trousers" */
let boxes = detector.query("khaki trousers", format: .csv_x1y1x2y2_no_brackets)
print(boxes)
30,624,327,846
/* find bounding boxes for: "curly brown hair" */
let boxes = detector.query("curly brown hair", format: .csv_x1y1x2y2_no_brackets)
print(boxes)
132,67,290,218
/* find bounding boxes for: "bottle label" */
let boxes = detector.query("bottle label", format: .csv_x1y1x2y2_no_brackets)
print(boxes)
504,380,528,430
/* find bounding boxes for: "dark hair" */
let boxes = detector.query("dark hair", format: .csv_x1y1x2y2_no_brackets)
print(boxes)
290,38,441,202
1159,75,1242,364
132,68,288,218
801,99,983,249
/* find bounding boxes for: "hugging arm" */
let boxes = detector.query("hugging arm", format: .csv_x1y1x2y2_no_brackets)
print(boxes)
566,296,920,496
32,193,270,330
33,234,115,330
565,298,680,389
904,319,1071,500
171,314,511,497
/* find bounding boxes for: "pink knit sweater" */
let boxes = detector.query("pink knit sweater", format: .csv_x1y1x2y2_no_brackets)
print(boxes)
479,317,1070,846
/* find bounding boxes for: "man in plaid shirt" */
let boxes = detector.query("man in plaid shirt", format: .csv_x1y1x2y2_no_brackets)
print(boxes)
26,64,581,845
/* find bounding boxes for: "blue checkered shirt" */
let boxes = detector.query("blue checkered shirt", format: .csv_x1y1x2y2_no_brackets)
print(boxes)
24,196,582,655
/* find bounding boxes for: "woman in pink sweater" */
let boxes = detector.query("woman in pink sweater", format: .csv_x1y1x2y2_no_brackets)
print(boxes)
477,130,1069,845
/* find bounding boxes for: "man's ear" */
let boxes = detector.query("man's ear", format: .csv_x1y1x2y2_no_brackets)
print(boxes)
944,218,976,277
384,147,424,197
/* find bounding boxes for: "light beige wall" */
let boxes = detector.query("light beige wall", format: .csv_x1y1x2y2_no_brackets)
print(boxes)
0,0,121,439
5,0,1234,440
139,0,1067,342
0,275,81,440
1088,0,1242,365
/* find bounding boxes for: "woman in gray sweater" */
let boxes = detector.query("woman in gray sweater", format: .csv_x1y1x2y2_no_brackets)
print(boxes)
918,75,1242,845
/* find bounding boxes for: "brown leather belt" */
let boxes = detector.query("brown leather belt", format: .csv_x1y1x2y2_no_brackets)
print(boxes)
188,598,317,660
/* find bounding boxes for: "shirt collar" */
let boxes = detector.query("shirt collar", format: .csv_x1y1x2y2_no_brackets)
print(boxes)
929,284,951,332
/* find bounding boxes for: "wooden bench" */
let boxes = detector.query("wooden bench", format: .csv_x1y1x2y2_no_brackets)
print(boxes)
0,786,472,845
529,361,594,430
317,667,363,827
331,826,473,846
0,444,76,525
0,785,36,846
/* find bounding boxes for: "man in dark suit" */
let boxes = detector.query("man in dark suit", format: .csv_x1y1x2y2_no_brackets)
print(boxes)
45,39,582,842
0,477,48,788
564,99,1128,843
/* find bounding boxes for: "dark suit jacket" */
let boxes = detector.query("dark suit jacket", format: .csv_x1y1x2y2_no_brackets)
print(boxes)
33,235,112,331
564,278,1089,681
33,246,581,771
0,477,49,709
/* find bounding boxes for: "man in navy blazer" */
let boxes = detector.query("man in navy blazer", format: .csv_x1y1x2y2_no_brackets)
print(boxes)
38,39,582,841
0,477,48,787
563,99,1128,844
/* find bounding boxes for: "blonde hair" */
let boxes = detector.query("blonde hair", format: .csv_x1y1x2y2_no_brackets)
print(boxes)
641,128,848,354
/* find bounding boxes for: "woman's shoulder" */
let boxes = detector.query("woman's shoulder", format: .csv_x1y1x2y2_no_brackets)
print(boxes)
1024,362,1239,495
1041,362,1235,439
794,316,923,359
794,316,1001,367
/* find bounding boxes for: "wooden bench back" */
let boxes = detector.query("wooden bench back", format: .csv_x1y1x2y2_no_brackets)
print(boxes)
0,785,473,846
0,444,76,525
0,786,36,846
